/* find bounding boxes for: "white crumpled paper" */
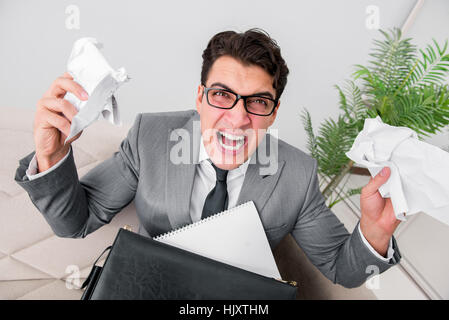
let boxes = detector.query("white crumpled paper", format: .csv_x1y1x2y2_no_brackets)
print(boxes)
64,37,129,143
346,116,449,226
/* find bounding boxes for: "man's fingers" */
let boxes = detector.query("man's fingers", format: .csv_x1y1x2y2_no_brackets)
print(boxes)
42,109,72,137
44,76,88,100
385,198,403,226
61,72,73,80
38,97,78,121
361,166,391,197
66,131,83,144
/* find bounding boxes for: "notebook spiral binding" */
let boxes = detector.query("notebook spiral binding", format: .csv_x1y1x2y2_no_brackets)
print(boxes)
154,201,253,241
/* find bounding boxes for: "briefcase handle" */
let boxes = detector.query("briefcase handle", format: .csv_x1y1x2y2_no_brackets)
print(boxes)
80,225,133,299
80,245,112,300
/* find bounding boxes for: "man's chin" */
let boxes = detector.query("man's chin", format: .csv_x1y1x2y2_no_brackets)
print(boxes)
209,152,248,171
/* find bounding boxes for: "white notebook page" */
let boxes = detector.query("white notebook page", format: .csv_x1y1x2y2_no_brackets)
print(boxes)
154,201,281,279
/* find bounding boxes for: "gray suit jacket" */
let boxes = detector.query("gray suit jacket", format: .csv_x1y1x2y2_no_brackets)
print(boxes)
15,109,400,288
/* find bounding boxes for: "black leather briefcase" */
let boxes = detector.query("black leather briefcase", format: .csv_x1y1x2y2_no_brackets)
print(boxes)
81,228,298,300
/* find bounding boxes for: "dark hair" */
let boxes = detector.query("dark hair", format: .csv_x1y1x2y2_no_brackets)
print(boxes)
201,28,289,100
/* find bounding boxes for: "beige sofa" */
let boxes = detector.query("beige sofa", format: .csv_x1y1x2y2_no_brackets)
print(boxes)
0,107,376,300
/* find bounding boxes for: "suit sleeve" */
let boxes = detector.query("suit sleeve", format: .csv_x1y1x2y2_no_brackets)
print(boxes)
14,113,142,238
290,158,401,288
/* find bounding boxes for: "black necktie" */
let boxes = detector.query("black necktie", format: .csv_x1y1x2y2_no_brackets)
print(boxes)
201,162,229,219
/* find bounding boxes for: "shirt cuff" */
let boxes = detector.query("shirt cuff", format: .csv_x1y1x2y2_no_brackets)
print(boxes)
26,147,71,181
358,223,395,262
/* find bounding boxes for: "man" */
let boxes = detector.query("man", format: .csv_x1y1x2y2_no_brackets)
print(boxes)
15,29,401,288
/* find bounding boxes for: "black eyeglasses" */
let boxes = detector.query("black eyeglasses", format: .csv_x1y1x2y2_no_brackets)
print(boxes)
202,85,278,116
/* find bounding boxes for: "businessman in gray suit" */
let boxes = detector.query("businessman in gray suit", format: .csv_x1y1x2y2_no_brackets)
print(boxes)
15,29,402,288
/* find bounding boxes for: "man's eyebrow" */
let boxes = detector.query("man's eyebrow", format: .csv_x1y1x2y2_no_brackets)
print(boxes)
209,82,275,99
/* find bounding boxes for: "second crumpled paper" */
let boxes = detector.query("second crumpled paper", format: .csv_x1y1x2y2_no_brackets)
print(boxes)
346,116,449,226
64,37,129,143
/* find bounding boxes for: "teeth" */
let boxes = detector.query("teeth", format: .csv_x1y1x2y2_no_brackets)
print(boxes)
217,131,245,150
219,131,245,142
219,138,244,150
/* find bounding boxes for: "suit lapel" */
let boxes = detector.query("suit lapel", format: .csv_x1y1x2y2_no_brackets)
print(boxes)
165,112,200,230
237,133,285,213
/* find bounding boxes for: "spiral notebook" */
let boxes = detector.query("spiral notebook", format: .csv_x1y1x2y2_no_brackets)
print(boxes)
154,201,281,279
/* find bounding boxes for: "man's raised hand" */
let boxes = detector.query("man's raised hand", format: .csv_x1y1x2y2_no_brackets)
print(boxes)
34,72,88,172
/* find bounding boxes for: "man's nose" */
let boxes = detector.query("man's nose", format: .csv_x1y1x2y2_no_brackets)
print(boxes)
226,98,251,128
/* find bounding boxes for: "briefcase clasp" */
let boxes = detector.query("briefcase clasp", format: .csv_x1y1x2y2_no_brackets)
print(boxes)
276,279,298,287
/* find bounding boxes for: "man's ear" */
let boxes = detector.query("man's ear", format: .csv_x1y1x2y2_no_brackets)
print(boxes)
196,84,204,114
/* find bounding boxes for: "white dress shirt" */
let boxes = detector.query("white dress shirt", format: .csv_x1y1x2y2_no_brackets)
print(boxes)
26,137,394,262
189,137,251,223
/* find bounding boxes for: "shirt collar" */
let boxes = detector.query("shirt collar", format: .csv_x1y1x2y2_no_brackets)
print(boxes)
198,135,251,176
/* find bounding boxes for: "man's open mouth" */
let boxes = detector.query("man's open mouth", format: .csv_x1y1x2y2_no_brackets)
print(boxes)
216,130,247,152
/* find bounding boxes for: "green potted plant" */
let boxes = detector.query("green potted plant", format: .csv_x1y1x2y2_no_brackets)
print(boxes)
302,28,449,208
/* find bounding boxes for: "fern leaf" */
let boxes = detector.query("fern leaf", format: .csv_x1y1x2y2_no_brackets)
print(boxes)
406,39,449,88
300,108,318,160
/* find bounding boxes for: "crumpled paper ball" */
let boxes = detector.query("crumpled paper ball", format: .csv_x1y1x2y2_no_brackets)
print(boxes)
346,116,449,226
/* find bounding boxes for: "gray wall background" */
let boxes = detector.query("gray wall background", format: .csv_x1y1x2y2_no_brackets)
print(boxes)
1,0,447,152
